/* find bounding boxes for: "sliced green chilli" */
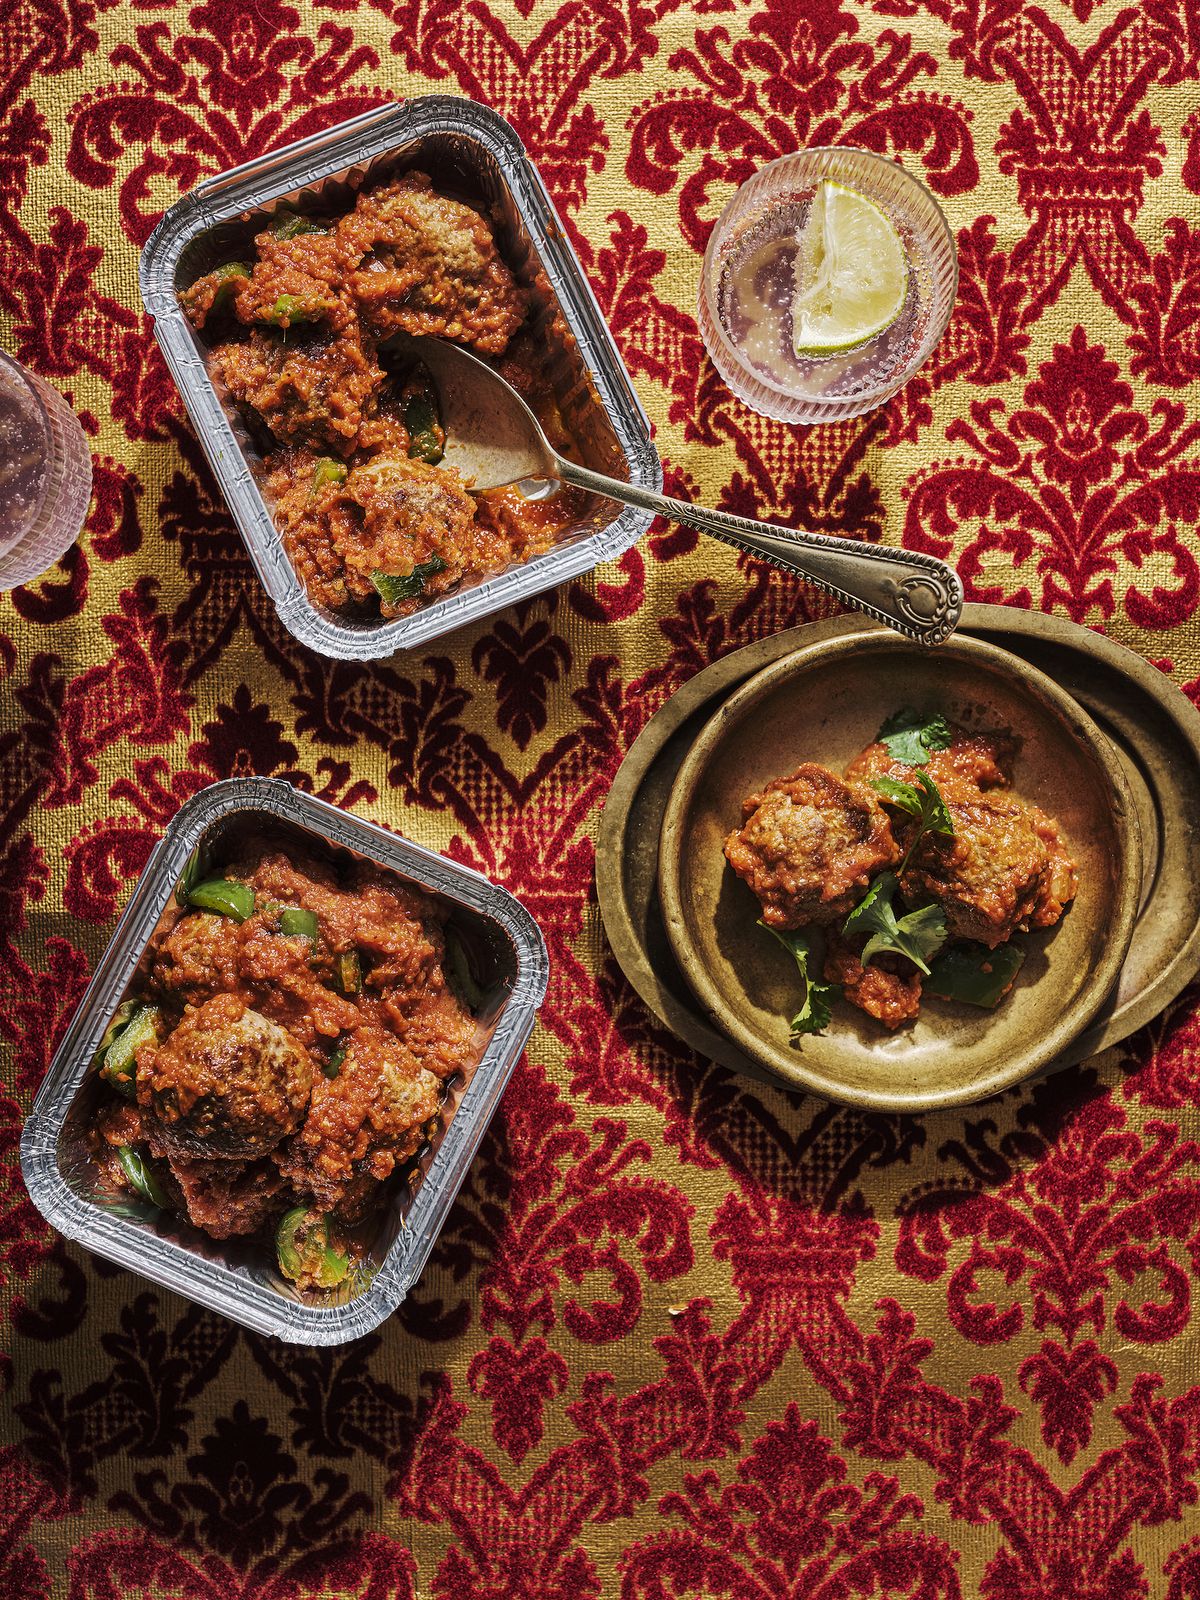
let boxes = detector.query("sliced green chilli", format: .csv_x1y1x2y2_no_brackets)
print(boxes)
312,457,348,491
98,1004,161,1098
371,555,447,608
210,261,250,306
279,907,319,940
176,846,204,907
92,1000,139,1071
276,1207,350,1289
333,950,362,996
186,878,255,922
117,1146,170,1208
444,927,484,1011
324,1043,347,1080
271,211,324,241
405,396,444,464
266,293,323,327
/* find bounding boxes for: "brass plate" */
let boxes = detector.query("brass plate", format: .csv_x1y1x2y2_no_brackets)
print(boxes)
657,631,1140,1111
596,608,1200,1097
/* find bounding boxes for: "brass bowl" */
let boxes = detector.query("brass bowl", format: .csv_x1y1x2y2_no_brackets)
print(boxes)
657,631,1141,1110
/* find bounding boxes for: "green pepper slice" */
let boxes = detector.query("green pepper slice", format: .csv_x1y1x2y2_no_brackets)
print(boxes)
98,1003,161,1098
444,927,484,1011
324,1043,347,1081
270,210,324,241
312,457,348,491
276,1207,350,1289
186,878,255,922
117,1146,170,1208
175,846,204,908
279,907,318,940
333,950,362,996
405,395,445,464
92,1000,139,1071
265,293,324,327
371,555,447,608
209,261,250,308
926,943,1026,1009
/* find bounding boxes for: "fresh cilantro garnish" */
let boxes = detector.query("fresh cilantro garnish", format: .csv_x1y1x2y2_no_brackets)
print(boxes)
870,770,954,871
760,922,835,1039
842,872,948,975
877,708,953,767
926,943,1025,1008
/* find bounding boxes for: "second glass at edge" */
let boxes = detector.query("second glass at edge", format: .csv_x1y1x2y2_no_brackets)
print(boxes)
697,147,959,425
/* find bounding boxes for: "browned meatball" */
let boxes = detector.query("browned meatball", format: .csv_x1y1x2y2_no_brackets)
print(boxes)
182,228,354,335
336,452,478,615
151,911,242,1006
162,1154,288,1239
823,932,922,1031
212,326,381,453
846,724,1016,793
338,172,527,353
276,1026,440,1217
899,788,1077,948
725,763,901,929
138,993,313,1159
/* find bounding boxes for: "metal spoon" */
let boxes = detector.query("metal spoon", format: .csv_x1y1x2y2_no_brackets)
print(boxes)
396,334,962,645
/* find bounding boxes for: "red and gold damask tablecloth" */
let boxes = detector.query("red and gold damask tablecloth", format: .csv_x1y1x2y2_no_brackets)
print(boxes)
4,0,1200,1595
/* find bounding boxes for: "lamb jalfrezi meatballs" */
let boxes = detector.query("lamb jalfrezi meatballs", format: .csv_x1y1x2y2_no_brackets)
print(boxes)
88,840,479,1290
180,170,586,621
724,712,1078,1033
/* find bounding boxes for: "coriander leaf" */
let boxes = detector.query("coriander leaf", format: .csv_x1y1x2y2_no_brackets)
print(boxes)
870,770,954,871
842,872,948,975
870,772,954,834
760,922,835,1038
926,943,1025,1008
877,707,954,767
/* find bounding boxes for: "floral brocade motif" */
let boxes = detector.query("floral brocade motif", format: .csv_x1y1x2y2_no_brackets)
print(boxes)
3,1,1200,1597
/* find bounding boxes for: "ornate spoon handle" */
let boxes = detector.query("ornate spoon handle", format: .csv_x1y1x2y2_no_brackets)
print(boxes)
556,457,962,646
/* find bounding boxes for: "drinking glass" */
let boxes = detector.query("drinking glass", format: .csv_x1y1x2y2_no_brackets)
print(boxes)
697,147,958,424
0,351,93,589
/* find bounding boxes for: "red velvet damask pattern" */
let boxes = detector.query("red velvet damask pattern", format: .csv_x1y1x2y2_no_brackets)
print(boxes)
3,0,1200,1595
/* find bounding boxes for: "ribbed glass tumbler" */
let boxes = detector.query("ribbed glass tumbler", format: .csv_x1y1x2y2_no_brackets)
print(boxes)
697,147,958,425
0,350,92,588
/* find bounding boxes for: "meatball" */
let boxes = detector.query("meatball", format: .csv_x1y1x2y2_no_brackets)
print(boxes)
337,453,479,615
151,911,242,1006
846,724,1016,793
380,987,477,1082
724,763,900,929
213,326,381,453
338,171,527,353
899,789,1077,948
138,993,313,1159
163,1154,288,1239
823,933,922,1031
276,1026,441,1217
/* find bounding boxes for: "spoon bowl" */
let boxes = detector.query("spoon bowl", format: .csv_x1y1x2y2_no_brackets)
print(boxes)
391,334,964,646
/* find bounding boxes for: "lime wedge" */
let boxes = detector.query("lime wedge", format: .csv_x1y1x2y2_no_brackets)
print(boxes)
792,179,908,356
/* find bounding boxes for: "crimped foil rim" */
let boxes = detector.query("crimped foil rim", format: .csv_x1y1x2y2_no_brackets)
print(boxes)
21,778,548,1344
140,97,662,661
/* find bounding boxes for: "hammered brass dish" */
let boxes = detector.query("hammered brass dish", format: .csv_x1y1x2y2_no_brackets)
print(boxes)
656,631,1141,1111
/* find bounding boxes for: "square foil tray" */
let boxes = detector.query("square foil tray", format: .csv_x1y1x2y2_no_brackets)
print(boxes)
20,778,548,1344
139,96,660,660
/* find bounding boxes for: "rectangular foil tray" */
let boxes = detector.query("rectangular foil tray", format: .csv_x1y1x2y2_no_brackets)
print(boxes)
139,96,661,660
20,778,549,1345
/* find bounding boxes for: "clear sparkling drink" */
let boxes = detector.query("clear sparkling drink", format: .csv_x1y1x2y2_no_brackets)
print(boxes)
698,148,958,425
0,351,92,589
